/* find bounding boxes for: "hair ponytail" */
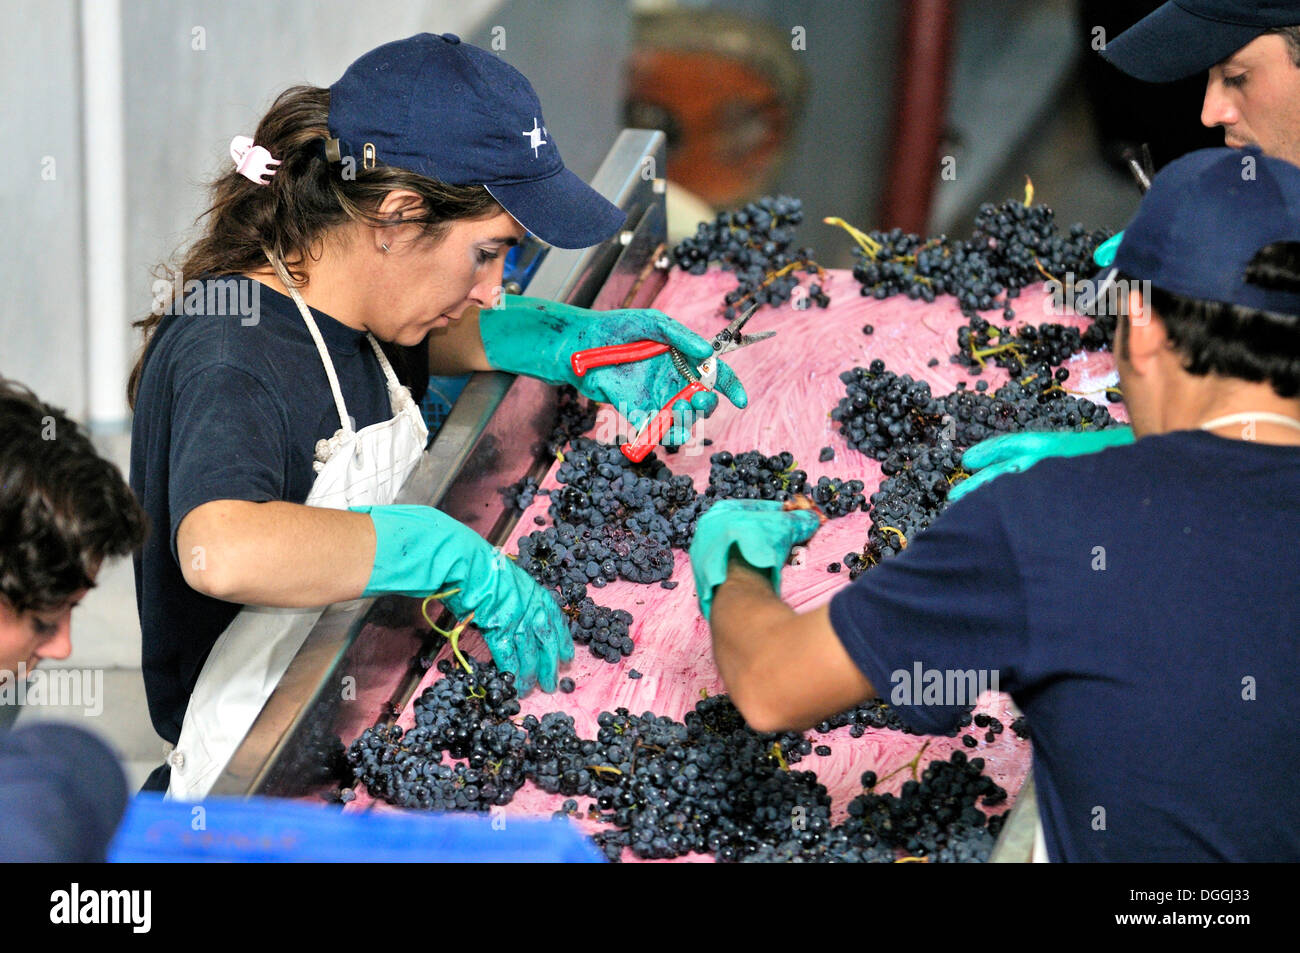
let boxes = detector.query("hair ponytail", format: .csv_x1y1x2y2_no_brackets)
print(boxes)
128,85,500,408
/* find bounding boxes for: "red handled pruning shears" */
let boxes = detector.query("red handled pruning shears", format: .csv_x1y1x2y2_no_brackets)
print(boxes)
568,304,775,463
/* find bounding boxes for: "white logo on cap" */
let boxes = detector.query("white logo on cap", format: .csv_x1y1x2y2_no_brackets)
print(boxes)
523,117,548,157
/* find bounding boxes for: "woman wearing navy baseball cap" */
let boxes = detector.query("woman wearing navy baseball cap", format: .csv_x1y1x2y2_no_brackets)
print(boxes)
128,34,747,799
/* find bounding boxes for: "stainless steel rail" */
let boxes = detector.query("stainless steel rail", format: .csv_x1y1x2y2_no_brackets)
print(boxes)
211,129,668,797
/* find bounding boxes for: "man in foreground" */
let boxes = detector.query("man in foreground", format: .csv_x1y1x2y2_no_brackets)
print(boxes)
689,148,1300,861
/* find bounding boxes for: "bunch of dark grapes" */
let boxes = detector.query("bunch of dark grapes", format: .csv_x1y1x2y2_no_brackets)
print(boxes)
970,200,1103,293
830,361,948,459
850,198,1107,316
953,315,1085,374
514,530,569,588
671,196,830,318
809,475,866,518
520,521,676,592
346,657,527,811
564,596,635,663
522,710,607,796
550,438,700,540
499,475,544,512
852,230,977,304
849,442,965,571
833,360,1116,462
832,360,1115,575
587,696,831,862
705,449,808,502
836,751,1009,863
593,523,675,584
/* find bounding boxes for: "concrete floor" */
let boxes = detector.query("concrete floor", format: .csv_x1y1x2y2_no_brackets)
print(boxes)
9,68,1140,799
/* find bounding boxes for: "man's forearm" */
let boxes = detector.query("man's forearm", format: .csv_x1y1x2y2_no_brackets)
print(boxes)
710,557,801,726
709,556,875,732
427,306,493,375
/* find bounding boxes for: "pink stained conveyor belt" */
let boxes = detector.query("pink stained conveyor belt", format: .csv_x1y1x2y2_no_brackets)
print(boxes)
348,266,1129,861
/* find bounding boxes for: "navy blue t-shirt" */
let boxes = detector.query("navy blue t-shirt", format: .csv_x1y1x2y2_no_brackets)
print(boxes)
829,430,1300,862
130,281,393,747
0,724,127,861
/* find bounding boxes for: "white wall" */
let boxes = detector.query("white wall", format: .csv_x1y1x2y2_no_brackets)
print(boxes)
1,0,88,417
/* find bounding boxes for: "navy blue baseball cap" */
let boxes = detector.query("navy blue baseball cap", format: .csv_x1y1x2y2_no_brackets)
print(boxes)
1105,146,1300,314
326,33,625,249
1101,1,1300,82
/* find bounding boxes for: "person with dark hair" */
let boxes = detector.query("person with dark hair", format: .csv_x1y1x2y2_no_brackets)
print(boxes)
1100,0,1300,164
0,378,145,860
130,34,749,800
959,1,1300,493
1,379,147,684
686,148,1300,861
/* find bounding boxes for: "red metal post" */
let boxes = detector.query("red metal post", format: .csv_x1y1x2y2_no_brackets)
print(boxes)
879,0,957,234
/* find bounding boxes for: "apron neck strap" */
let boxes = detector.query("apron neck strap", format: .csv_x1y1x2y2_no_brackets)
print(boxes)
263,250,409,431
363,334,415,413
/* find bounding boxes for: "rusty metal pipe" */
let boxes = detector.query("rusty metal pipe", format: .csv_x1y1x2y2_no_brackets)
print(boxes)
880,0,956,234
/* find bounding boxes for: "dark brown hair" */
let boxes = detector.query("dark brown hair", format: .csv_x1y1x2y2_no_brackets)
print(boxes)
1118,242,1300,397
128,85,501,407
0,379,147,613
1265,26,1300,66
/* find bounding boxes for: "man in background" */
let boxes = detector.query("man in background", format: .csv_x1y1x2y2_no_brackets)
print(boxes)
960,0,1300,493
1102,0,1300,165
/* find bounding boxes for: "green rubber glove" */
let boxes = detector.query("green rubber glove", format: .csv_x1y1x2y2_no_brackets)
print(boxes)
478,295,748,446
688,500,822,621
353,504,573,693
949,426,1136,502
1093,231,1123,268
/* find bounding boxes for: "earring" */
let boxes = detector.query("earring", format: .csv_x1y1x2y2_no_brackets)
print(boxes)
381,243,390,253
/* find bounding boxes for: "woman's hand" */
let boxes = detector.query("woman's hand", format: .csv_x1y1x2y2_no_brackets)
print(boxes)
354,504,573,693
478,296,747,446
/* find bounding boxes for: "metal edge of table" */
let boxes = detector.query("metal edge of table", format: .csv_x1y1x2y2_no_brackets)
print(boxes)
989,766,1037,863
211,129,668,798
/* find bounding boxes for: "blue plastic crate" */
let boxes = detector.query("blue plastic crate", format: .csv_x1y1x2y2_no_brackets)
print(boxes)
109,794,605,863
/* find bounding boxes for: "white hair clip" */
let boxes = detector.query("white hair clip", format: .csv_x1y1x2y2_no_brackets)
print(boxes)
230,135,280,185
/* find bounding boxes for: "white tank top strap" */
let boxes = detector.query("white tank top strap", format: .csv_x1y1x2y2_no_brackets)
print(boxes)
1198,411,1300,433
264,249,353,436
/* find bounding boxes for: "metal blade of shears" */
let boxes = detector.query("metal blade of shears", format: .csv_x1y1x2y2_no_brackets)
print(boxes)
713,330,775,356
709,303,760,352
1121,143,1153,194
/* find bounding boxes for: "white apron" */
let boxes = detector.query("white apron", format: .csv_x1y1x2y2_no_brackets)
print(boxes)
166,255,429,800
